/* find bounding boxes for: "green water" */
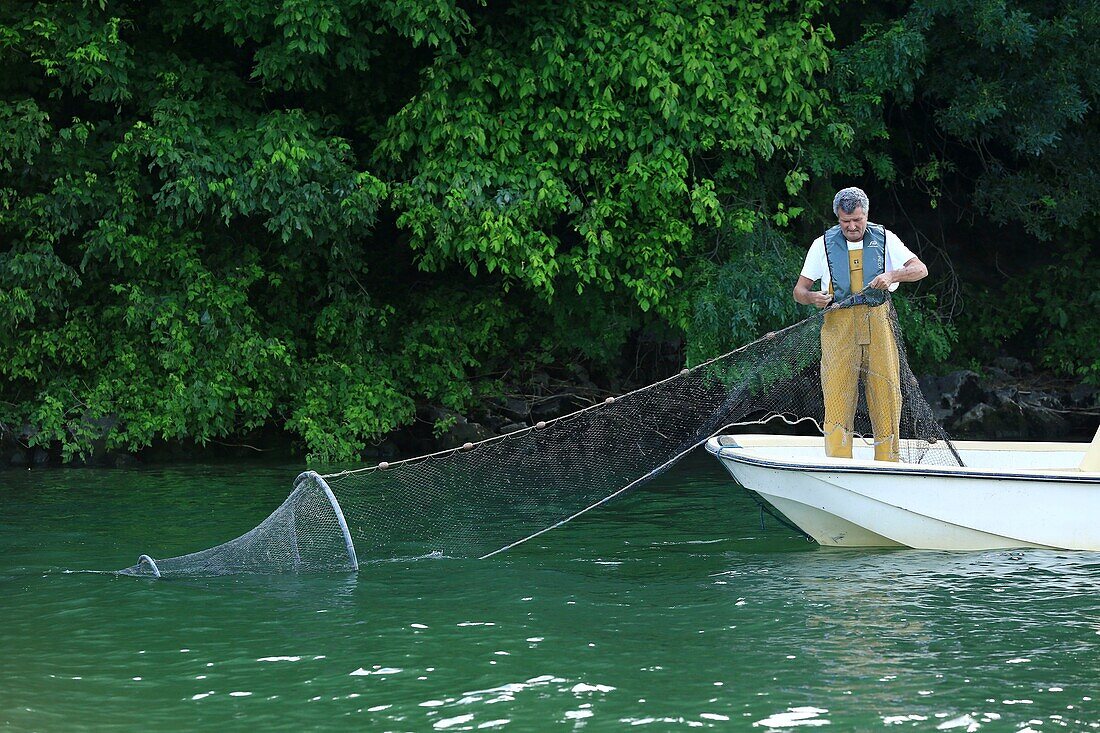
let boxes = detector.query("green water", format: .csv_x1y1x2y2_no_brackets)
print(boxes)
3,453,1099,731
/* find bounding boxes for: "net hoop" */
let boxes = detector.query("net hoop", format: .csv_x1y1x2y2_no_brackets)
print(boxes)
297,470,359,571
136,554,161,578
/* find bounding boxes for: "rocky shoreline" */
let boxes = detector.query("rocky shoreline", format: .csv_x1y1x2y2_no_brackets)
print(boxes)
4,358,1097,468
920,358,1098,441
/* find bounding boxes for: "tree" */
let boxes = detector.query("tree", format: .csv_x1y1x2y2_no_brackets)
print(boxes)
0,1,842,460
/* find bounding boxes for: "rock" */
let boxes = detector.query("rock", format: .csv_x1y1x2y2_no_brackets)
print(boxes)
919,370,984,423
566,363,598,391
1019,403,1069,440
1070,383,1098,408
925,364,1078,441
110,452,138,468
418,406,493,450
446,418,492,447
492,396,530,422
990,386,1019,407
991,356,1027,373
530,394,585,422
951,402,1026,440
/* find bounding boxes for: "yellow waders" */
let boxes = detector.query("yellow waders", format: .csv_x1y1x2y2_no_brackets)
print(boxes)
821,249,902,461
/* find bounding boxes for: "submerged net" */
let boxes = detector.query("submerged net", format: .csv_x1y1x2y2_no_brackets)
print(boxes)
119,298,962,577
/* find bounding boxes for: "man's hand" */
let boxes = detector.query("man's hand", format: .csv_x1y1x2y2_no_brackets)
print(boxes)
793,275,834,308
867,271,894,290
870,258,928,290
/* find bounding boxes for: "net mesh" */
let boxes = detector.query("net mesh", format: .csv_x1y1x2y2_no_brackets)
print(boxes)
119,299,962,577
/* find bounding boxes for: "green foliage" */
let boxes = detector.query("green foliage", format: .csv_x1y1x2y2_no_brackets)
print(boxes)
1,0,1092,463
683,224,807,366
378,0,833,312
0,0,404,460
832,0,1100,239
0,0,848,461
890,293,957,373
954,243,1100,384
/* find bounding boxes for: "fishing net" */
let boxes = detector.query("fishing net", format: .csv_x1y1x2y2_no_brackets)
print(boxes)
119,297,962,577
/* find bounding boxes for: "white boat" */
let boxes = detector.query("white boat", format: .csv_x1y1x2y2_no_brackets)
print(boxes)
705,428,1100,551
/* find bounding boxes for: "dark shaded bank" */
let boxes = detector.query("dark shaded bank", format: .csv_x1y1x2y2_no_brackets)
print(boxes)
3,358,1097,469
921,359,1099,442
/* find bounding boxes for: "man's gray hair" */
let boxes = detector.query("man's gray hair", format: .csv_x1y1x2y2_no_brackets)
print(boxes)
832,187,869,217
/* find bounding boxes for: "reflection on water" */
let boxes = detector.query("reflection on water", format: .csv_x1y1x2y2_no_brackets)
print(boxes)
755,706,830,728
3,452,1100,730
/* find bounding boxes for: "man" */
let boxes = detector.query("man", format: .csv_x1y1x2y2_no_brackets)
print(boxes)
792,187,928,461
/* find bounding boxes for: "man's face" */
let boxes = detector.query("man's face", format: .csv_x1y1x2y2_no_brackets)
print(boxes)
838,207,867,242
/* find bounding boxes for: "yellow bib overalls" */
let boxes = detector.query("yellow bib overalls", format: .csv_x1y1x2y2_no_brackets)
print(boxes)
821,248,902,461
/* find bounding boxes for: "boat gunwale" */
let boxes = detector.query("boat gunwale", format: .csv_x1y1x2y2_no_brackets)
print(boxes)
714,434,1088,453
704,437,1100,485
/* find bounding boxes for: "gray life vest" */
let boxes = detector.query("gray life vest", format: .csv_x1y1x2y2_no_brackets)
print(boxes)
824,222,887,307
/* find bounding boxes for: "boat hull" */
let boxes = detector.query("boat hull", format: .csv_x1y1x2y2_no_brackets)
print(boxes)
706,435,1100,551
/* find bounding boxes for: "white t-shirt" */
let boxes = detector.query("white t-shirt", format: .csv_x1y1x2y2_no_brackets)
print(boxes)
799,228,917,293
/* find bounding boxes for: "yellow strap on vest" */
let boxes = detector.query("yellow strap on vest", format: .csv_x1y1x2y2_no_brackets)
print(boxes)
828,247,865,296
849,248,863,294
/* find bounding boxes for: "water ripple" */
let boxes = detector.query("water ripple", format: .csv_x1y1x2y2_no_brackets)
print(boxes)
5,455,1100,730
